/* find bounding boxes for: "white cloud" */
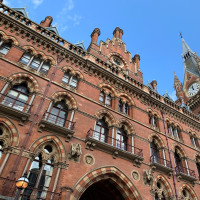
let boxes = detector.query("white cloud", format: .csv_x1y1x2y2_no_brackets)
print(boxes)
67,14,82,25
169,90,177,101
67,0,74,11
31,0,43,8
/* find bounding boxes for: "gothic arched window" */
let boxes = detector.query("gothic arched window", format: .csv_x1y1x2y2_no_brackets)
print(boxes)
30,56,42,70
0,41,12,55
94,118,109,143
20,52,32,65
150,139,160,163
62,72,78,88
116,126,128,151
99,91,112,107
22,145,55,200
47,100,68,127
174,149,184,173
2,83,30,111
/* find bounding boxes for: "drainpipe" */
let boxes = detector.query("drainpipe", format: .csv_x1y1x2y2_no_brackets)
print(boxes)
161,112,178,200
8,56,64,180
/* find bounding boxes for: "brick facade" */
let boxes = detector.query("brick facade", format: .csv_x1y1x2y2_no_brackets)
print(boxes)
0,1,199,200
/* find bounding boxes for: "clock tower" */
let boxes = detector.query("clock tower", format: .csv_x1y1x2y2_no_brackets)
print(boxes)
174,36,200,115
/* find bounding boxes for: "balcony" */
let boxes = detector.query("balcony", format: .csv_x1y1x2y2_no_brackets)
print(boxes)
38,111,75,141
0,93,31,125
175,166,197,182
85,129,144,167
150,155,173,175
0,177,61,200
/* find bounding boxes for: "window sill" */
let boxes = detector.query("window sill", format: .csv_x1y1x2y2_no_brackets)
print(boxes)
176,172,197,183
38,119,75,142
85,136,144,167
150,162,173,175
0,103,30,125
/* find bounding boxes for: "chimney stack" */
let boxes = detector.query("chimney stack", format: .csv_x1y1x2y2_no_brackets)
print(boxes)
113,27,123,40
133,54,140,69
40,16,53,27
90,28,100,44
150,80,157,90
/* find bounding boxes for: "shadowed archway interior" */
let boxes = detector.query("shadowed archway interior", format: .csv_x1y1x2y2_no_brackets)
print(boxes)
80,179,125,200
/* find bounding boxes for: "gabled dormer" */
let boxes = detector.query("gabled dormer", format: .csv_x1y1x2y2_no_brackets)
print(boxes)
12,7,28,18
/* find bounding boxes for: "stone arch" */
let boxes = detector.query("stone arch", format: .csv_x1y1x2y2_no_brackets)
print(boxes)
29,135,66,162
152,175,173,198
172,144,186,158
74,70,84,79
117,118,135,135
8,72,40,93
95,109,116,127
148,133,165,148
62,66,84,79
0,117,19,147
147,108,160,118
21,45,37,55
45,55,56,65
99,83,117,97
51,91,77,109
108,52,129,69
37,50,47,60
72,166,142,200
118,93,135,106
0,31,19,46
179,183,198,200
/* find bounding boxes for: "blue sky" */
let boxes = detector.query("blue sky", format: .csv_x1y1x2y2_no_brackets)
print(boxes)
4,0,200,100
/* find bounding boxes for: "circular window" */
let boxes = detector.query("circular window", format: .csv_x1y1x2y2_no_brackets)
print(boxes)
112,56,123,67
44,145,53,153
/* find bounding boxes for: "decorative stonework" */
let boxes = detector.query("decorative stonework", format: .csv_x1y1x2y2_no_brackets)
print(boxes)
67,143,82,163
84,154,94,165
132,170,140,181
143,167,156,186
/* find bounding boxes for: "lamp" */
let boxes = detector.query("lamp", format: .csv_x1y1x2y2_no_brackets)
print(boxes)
15,172,29,200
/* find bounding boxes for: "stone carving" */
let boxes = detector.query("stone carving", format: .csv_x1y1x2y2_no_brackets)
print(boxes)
68,143,82,162
132,170,140,181
143,167,156,185
85,154,94,165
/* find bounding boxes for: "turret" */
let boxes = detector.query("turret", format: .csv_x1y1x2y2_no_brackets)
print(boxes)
174,72,184,102
113,27,123,40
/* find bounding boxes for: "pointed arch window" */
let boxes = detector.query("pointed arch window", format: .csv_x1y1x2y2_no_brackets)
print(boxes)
94,118,109,143
20,52,32,65
22,152,54,199
20,52,51,74
47,100,68,127
0,41,12,55
30,56,42,70
2,83,30,111
118,99,129,115
150,139,160,163
149,113,158,128
116,126,128,151
99,91,112,107
62,72,78,88
190,135,199,148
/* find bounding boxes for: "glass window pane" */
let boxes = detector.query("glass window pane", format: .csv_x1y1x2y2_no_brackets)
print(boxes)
20,52,31,65
99,92,104,103
0,43,11,55
105,95,111,106
70,76,78,87
40,62,50,74
62,73,70,84
30,57,41,70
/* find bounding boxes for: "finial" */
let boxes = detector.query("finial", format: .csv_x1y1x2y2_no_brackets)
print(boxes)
179,32,183,38
165,90,167,94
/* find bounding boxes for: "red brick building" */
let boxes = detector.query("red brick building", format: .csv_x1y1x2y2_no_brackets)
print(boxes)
0,1,199,199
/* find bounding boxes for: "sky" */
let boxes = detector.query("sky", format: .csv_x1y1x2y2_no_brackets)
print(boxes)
3,0,200,100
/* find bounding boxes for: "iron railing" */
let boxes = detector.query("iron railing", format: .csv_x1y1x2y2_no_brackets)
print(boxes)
175,166,196,178
150,155,172,168
87,129,143,157
43,111,75,130
0,93,32,113
0,177,61,200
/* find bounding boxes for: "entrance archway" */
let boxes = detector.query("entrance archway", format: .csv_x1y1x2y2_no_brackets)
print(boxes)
72,166,142,200
80,179,125,200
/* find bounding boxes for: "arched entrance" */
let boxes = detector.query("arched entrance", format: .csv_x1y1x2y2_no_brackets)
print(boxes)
72,166,142,200
80,179,125,200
